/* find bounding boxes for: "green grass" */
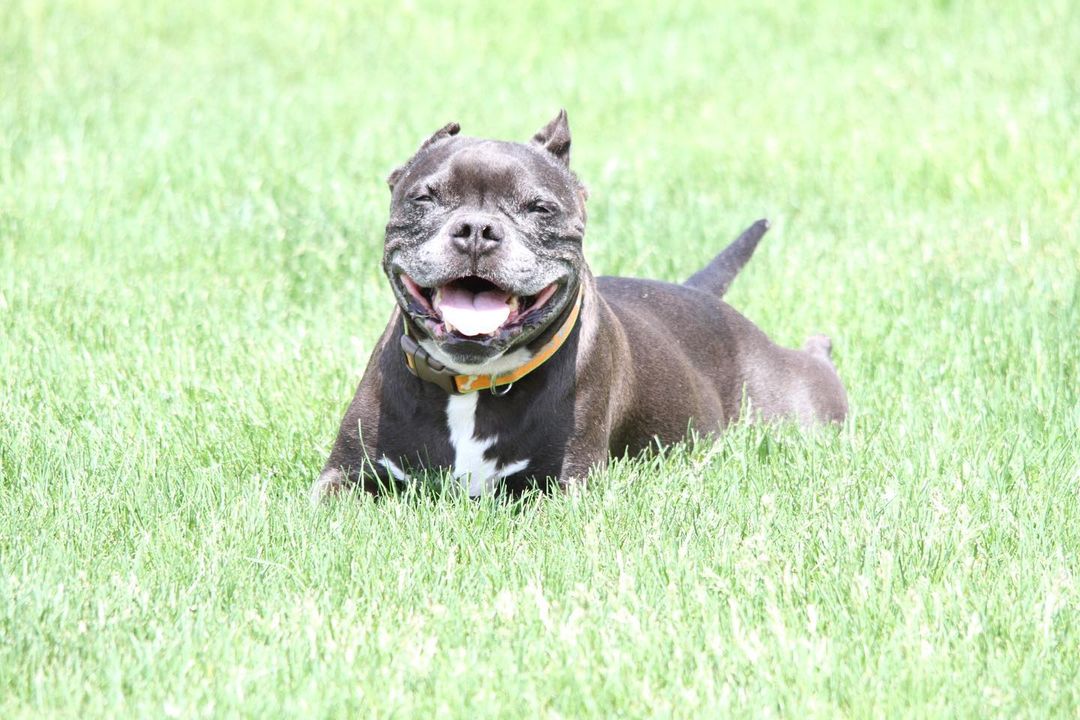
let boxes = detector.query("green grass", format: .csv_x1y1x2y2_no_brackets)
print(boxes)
2,0,1079,716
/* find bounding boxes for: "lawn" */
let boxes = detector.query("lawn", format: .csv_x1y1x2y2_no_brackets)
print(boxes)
2,0,1079,716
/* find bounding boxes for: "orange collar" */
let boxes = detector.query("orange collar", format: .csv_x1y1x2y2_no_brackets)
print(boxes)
400,287,583,395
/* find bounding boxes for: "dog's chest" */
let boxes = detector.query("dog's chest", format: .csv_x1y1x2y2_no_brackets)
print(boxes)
439,393,528,496
377,383,571,495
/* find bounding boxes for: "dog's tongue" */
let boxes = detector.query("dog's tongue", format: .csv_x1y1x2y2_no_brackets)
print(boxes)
438,285,512,336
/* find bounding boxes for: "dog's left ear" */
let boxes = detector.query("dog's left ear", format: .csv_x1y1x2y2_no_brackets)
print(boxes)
387,122,461,190
530,109,571,167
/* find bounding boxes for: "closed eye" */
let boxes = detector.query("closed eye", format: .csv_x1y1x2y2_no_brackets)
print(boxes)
527,199,558,215
409,186,438,204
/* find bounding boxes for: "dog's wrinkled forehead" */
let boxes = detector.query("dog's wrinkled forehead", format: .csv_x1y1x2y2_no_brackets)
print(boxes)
422,142,574,202
387,110,584,209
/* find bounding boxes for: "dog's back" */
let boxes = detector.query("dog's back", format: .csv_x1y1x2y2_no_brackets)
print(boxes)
594,220,847,449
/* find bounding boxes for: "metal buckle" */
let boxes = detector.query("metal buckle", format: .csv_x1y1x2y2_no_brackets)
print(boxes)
490,381,513,396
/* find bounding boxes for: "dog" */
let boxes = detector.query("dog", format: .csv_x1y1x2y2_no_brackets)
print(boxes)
312,110,847,501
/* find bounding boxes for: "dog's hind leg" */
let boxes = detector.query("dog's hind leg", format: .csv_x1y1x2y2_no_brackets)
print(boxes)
803,334,834,363
799,334,847,423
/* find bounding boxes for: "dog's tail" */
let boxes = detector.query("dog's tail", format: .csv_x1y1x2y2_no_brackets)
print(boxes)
683,219,769,298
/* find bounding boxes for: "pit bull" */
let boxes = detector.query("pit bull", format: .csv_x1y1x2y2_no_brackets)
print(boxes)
313,111,847,500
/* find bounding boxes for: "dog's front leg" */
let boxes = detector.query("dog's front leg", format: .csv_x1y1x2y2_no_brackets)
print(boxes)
556,414,612,492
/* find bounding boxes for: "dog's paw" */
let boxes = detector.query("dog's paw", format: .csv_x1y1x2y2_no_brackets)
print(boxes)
309,468,348,505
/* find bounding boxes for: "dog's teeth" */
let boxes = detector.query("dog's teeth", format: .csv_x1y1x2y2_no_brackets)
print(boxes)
508,296,519,310
444,318,456,333
432,288,442,312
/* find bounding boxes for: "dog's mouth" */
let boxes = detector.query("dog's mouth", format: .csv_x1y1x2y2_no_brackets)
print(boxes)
397,273,564,343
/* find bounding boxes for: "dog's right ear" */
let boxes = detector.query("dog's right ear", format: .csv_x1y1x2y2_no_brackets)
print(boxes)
387,122,461,190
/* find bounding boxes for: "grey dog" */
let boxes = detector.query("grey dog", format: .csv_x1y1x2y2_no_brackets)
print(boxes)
313,111,847,500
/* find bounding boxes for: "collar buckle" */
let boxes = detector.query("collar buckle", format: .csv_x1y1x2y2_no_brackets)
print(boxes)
400,334,463,395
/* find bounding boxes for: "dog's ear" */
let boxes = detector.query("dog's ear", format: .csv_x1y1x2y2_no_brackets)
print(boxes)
530,109,571,167
387,122,461,190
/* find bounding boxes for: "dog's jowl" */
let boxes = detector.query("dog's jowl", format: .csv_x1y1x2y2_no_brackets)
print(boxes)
313,111,847,500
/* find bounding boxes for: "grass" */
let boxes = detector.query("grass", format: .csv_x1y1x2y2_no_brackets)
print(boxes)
2,0,1079,716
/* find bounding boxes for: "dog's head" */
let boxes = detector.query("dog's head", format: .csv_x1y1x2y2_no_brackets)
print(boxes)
382,110,587,367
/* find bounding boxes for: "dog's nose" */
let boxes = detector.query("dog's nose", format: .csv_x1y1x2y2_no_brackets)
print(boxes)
449,215,505,255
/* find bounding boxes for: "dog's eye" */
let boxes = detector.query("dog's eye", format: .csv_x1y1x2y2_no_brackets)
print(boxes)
527,200,557,215
408,186,438,205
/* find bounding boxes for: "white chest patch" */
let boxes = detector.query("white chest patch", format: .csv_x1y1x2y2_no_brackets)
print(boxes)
445,393,529,497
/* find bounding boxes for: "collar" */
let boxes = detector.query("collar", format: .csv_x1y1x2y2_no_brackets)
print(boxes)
400,286,583,395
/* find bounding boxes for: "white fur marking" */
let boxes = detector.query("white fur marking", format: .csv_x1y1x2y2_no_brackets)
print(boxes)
499,458,530,478
379,456,411,483
445,393,530,496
